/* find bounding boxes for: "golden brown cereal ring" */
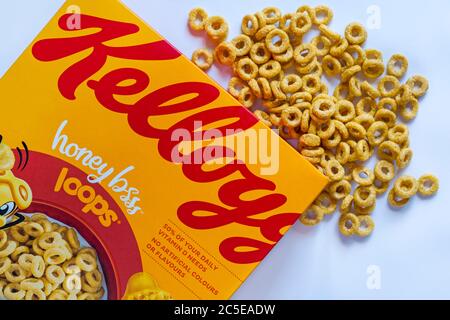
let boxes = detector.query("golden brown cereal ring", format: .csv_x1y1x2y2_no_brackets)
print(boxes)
339,213,359,236
418,174,439,197
316,121,335,141
191,49,213,71
76,253,98,272
302,155,321,164
261,6,281,24
299,134,321,148
374,160,395,182
346,122,366,140
63,274,82,294
365,49,382,60
357,215,375,237
25,288,46,300
269,81,286,101
300,205,324,226
214,42,237,66
356,97,377,116
279,13,293,32
334,119,349,138
231,35,253,57
396,84,413,105
322,55,341,76
236,58,258,81
406,75,429,98
281,107,302,128
205,16,228,41
259,60,281,78
333,100,355,123
378,76,401,98
269,113,282,127
247,79,261,98
330,37,349,57
314,192,336,215
44,247,68,265
361,81,380,99
388,188,410,208
255,24,276,41
352,166,374,186
23,222,45,238
340,195,354,214
311,35,331,56
249,42,271,65
48,289,69,300
0,241,17,258
66,228,80,252
375,109,397,128
5,263,27,283
347,45,366,65
322,131,342,148
354,186,376,208
378,99,397,114
17,253,34,272
265,29,289,54
367,121,388,146
318,24,340,43
0,230,7,248
326,159,345,181
38,232,63,250
241,14,259,36
328,180,352,200
354,114,374,131
46,265,65,285
0,256,11,274
354,202,376,215
387,54,408,78
334,84,351,101
399,97,419,122
394,176,418,198
341,65,361,84
320,151,336,169
20,278,44,291
227,77,247,98
335,142,350,165
290,12,312,36
373,179,390,195
300,109,311,133
378,141,401,162
255,78,271,100
280,74,302,94
10,246,29,262
294,43,317,65
188,8,208,31
9,226,29,244
312,98,336,121
312,5,333,25
237,88,255,109
300,147,325,158
356,139,371,161
345,23,367,45
362,59,385,79
273,45,293,64
397,153,413,174
302,74,322,95
4,283,25,300
388,124,409,145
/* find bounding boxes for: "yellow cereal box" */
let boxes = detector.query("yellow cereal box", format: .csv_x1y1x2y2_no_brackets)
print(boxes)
0,0,327,300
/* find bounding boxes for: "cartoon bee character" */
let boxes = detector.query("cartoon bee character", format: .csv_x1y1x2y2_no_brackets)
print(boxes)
0,139,32,229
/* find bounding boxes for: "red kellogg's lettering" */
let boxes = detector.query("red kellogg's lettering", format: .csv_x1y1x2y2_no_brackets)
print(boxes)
32,13,300,264
32,14,180,100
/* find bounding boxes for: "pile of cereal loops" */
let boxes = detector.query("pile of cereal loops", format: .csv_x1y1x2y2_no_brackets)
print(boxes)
0,213,105,300
188,5,439,238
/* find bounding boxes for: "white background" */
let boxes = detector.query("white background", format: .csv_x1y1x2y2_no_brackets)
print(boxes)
0,0,449,299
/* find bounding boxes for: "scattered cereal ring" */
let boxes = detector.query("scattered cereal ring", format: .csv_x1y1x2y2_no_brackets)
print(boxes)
418,174,439,197
339,213,359,236
345,23,367,45
394,176,418,198
387,54,408,78
300,205,324,226
352,166,374,186
188,8,208,31
205,16,229,41
191,48,213,71
357,215,375,237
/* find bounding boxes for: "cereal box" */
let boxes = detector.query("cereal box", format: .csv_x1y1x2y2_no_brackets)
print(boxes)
0,0,328,300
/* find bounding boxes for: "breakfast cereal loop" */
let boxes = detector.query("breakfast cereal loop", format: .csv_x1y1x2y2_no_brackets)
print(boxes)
300,205,324,226
188,8,208,31
387,54,408,78
214,42,237,66
418,174,439,196
339,213,359,237
205,16,229,41
191,49,213,71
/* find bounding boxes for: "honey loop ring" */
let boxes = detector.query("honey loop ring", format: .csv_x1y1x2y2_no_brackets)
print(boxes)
214,42,236,66
387,54,408,78
328,180,352,200
241,14,259,36
3,283,25,300
0,256,12,275
236,57,258,81
345,23,367,45
357,215,375,237
418,174,439,197
76,253,98,272
299,205,324,226
45,265,65,285
388,188,410,208
312,5,333,25
5,263,27,283
0,241,17,258
205,16,229,41
339,213,359,237
354,186,376,209
265,29,290,54
38,232,63,250
191,49,213,71
394,176,418,198
374,160,395,182
31,255,45,278
188,8,208,31
352,166,375,186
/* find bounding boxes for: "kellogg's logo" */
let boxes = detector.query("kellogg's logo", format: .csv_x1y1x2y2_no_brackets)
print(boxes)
31,13,300,264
